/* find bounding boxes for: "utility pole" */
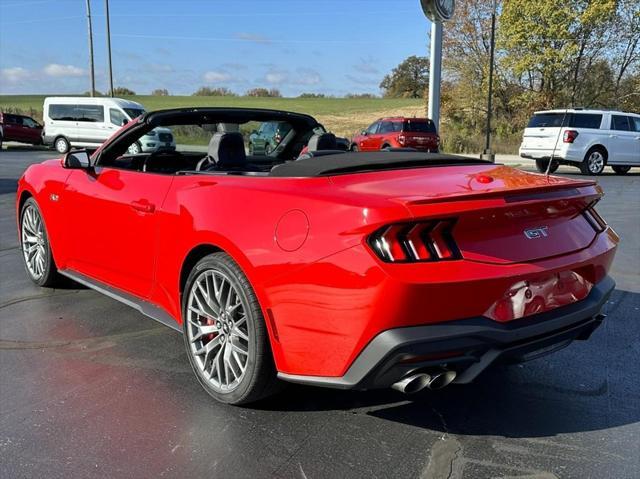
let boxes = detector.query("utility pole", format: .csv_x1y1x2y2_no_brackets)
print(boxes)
482,0,497,162
105,0,114,97
85,0,95,97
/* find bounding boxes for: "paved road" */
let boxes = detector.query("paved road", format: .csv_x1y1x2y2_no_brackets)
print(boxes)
1,147,639,479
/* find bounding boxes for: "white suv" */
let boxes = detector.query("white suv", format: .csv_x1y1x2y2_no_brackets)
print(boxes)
519,109,640,175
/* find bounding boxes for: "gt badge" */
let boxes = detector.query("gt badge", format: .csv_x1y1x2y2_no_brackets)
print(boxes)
524,226,549,239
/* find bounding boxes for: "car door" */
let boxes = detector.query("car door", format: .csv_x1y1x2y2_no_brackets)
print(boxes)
608,115,637,164
627,116,640,164
62,165,174,299
20,116,42,144
3,114,24,142
360,121,380,151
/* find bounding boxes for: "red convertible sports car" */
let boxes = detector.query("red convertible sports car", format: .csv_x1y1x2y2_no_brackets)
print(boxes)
17,108,618,405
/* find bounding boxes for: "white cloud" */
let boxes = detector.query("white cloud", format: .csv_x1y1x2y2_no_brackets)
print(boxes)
295,68,321,85
234,32,272,45
0,67,29,83
43,63,85,77
203,70,234,83
265,70,287,84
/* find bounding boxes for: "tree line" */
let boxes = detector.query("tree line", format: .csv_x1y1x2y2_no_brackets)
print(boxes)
380,0,639,152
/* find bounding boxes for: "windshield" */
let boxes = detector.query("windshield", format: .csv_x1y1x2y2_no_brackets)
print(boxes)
124,108,145,120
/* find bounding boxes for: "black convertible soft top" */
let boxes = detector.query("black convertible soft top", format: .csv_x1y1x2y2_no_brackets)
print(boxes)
269,151,492,177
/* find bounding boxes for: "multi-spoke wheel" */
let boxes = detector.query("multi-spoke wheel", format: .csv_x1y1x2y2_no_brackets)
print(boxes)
20,198,61,287
182,252,280,404
580,147,606,175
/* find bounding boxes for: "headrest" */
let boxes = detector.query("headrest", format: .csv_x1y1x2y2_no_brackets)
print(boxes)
307,132,337,152
207,132,247,168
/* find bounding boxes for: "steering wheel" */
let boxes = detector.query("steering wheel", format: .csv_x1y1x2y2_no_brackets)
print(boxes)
142,148,184,173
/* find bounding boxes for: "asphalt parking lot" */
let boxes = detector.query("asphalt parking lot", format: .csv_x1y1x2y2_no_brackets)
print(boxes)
1,147,639,479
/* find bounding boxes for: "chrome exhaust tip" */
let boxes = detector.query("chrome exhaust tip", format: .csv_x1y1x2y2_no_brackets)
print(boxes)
391,373,431,394
426,370,457,390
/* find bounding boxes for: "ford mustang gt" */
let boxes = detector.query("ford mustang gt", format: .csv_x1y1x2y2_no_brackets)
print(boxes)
16,108,618,405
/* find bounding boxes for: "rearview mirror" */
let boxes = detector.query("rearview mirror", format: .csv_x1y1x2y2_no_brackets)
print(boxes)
63,150,92,169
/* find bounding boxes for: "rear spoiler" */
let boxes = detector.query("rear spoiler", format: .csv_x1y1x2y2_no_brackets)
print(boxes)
394,184,602,218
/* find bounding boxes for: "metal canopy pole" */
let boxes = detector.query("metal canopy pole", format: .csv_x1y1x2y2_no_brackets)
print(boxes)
85,0,95,97
427,20,443,130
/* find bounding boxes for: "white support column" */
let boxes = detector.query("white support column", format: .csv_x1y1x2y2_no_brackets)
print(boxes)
428,20,443,130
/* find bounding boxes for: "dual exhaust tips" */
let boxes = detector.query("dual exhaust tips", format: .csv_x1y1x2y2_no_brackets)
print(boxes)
391,370,457,394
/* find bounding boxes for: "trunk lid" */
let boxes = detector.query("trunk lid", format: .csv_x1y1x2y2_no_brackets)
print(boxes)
330,164,601,264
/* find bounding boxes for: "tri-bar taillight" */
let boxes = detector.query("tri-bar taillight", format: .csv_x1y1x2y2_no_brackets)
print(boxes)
583,204,607,233
368,219,461,263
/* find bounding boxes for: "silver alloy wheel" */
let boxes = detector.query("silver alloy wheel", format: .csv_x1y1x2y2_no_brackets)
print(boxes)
587,151,604,173
55,138,68,154
128,142,141,154
186,269,250,392
21,204,46,280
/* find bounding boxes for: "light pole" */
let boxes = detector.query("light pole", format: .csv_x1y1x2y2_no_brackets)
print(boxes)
420,1,455,134
105,0,114,97
85,0,95,97
482,0,497,162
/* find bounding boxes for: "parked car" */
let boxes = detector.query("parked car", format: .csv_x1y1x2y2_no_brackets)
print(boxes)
0,112,43,148
248,121,292,155
519,108,640,175
42,97,175,154
17,107,617,405
351,117,440,152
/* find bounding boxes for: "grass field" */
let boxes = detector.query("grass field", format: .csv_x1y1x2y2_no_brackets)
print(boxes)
0,95,425,140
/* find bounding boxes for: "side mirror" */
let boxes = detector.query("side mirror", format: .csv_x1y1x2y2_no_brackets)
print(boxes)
361,130,368,136
64,150,92,169
122,118,129,126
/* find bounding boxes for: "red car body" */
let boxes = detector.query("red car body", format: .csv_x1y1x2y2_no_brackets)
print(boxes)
351,117,440,152
16,108,617,398
0,112,43,146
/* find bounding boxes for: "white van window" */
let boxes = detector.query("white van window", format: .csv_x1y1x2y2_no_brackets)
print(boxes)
49,104,76,121
110,108,127,126
123,108,144,120
76,105,104,123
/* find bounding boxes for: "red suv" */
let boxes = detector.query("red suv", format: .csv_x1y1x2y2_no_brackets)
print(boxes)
0,112,43,149
351,117,439,152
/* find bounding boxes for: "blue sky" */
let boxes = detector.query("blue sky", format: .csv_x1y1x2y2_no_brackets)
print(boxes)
0,0,433,96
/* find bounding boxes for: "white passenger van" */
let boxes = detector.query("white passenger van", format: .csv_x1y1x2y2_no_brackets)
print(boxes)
42,97,175,154
519,108,640,175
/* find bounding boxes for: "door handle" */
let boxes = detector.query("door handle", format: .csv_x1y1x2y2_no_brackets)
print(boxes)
130,200,155,213
609,134,617,138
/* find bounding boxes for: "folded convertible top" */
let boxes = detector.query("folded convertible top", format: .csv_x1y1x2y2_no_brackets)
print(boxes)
269,151,492,177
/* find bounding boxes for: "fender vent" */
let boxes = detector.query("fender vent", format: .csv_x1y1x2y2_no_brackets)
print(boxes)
368,219,461,263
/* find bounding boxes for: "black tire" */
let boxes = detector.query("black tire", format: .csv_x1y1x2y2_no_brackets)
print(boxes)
535,158,559,174
182,252,280,405
612,165,631,175
54,136,70,154
19,198,62,287
380,144,390,150
350,143,359,152
580,147,607,175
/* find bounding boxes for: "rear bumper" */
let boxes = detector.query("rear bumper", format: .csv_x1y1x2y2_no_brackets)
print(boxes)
278,276,615,390
519,147,583,163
